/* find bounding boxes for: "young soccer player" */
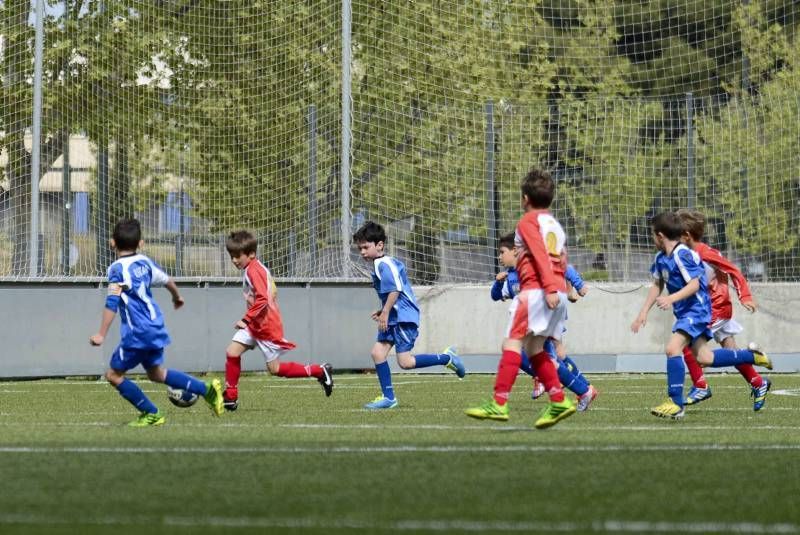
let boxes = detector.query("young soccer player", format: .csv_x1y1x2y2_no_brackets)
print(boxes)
676,209,770,411
466,168,576,429
89,218,224,426
222,230,333,411
353,221,466,410
491,233,597,411
630,212,772,420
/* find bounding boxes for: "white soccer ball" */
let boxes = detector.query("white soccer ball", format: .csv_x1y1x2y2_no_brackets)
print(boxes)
167,386,199,408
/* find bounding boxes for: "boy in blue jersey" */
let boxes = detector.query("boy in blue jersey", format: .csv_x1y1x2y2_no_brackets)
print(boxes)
353,221,466,409
89,218,224,426
631,212,772,420
490,233,596,411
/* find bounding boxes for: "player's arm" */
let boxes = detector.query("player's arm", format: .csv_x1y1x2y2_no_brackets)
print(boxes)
518,216,559,295
240,265,270,328
149,259,184,310
705,251,756,312
374,291,399,332
164,279,185,310
490,277,505,301
90,268,122,346
631,280,663,333
656,277,699,310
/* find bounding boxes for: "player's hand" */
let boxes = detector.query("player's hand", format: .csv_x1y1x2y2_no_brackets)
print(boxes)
377,311,389,332
495,272,508,282
742,299,757,313
371,310,381,322
631,315,647,333
235,320,247,330
545,292,560,309
173,296,185,310
89,333,104,346
655,296,672,310
578,286,588,297
567,290,579,303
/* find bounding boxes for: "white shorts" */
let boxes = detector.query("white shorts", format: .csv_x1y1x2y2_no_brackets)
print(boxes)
710,318,743,344
505,289,568,341
232,329,292,363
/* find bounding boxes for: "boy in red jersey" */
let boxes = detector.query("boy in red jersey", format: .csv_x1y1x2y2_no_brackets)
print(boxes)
676,209,770,411
466,169,576,429
221,230,333,410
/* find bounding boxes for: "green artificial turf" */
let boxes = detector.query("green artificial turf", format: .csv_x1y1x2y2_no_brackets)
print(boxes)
1,373,799,534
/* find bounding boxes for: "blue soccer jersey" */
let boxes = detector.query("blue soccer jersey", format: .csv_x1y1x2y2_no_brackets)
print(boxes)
491,267,520,301
371,256,420,326
105,253,171,350
565,264,585,292
650,244,711,324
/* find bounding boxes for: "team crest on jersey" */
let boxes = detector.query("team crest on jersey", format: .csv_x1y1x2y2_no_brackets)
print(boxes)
661,269,670,281
512,282,520,294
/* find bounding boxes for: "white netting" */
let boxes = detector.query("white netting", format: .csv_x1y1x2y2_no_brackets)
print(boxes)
1,0,799,282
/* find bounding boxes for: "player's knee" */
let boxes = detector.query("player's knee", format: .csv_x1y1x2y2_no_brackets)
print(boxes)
104,369,123,385
266,360,281,375
146,367,166,383
397,356,415,369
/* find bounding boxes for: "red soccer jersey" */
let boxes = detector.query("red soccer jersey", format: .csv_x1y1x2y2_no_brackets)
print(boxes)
240,259,295,347
514,209,567,293
694,242,753,323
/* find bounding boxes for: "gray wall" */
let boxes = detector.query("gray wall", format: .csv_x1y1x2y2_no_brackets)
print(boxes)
1,282,799,378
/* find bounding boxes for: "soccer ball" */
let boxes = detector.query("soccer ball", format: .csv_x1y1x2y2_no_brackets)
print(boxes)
167,386,199,408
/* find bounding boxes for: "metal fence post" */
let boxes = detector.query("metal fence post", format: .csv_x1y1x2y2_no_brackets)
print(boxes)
340,0,352,277
308,104,318,277
686,92,695,208
30,0,45,276
485,100,498,272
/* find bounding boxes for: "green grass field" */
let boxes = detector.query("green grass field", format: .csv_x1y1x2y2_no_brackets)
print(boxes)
1,372,799,535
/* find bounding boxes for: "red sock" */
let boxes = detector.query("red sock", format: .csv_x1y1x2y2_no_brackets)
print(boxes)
531,350,564,402
736,363,763,388
682,346,708,389
493,350,522,405
277,361,321,378
225,354,241,400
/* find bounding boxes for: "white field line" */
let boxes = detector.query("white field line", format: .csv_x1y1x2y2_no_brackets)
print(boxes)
0,444,799,454
0,513,796,533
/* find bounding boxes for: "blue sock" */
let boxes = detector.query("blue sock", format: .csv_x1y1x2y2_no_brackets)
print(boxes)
518,351,535,376
562,356,586,382
413,352,450,368
667,355,686,406
116,378,158,414
711,348,755,367
544,339,558,359
375,361,395,400
557,358,589,396
165,369,208,396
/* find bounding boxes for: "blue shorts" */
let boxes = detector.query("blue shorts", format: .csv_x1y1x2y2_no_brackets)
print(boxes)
376,323,419,353
109,346,165,372
672,318,712,343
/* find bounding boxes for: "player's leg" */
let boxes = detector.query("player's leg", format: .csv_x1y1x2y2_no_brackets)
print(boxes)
394,324,465,378
682,345,711,405
552,339,592,400
720,336,771,411
465,337,520,421
146,359,224,417
365,341,396,409
525,334,576,429
696,340,772,369
263,341,333,396
223,336,252,411
106,347,163,426
651,331,689,420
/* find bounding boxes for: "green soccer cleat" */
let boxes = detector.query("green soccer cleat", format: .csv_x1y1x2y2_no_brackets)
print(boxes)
204,378,224,417
128,412,165,427
650,399,685,420
750,344,772,370
465,399,509,421
534,398,576,429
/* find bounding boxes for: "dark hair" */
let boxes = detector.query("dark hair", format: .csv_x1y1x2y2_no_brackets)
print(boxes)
352,221,387,244
498,232,516,250
650,211,684,240
520,168,554,208
226,230,258,256
675,208,706,241
112,218,141,251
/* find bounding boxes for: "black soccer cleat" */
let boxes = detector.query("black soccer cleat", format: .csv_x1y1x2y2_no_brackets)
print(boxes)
223,396,239,412
318,363,334,397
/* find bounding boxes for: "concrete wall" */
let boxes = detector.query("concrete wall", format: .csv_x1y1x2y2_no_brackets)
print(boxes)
1,282,798,377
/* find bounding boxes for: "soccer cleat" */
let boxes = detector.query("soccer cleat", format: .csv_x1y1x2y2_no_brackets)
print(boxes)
364,396,398,410
534,398,576,429
749,344,772,370
223,395,239,412
204,378,224,417
444,346,466,379
684,386,712,405
751,377,771,412
465,399,510,421
128,412,165,427
650,399,685,420
318,363,334,397
576,385,598,412
531,378,546,400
